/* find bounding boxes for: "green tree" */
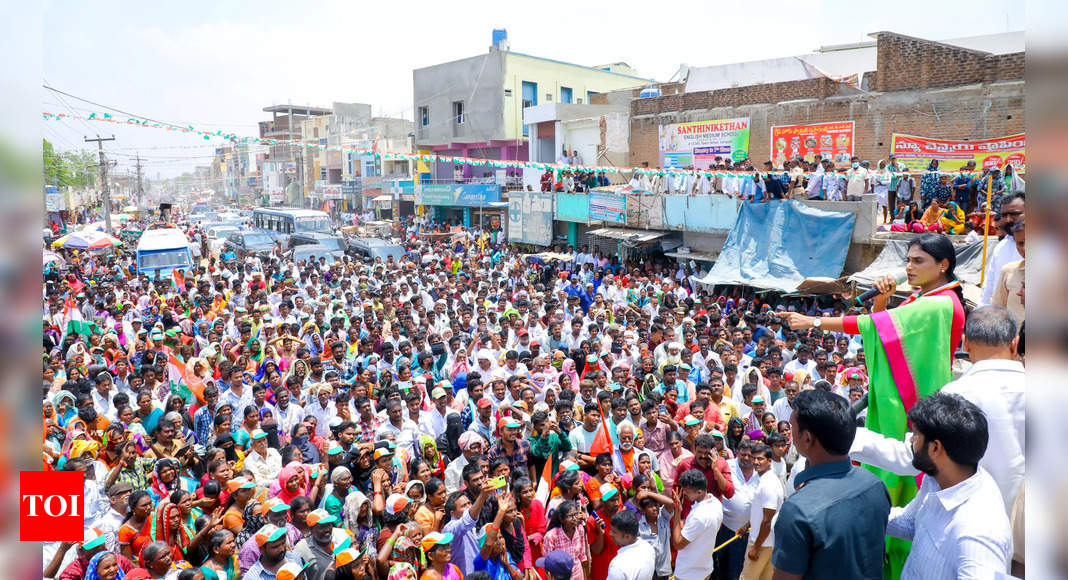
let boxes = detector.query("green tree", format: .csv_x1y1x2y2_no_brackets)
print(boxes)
43,138,70,186
43,139,98,188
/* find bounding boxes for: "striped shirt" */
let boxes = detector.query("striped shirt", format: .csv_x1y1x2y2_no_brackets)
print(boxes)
888,468,1012,579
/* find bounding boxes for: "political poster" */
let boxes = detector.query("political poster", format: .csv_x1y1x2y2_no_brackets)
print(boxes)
589,191,627,224
890,133,1026,172
658,117,750,169
508,191,553,246
770,121,855,166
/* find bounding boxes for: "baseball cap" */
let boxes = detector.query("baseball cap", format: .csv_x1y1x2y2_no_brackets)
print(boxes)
384,493,410,516
373,448,393,460
82,527,107,550
683,415,702,427
335,547,360,567
711,430,725,439
306,508,339,527
558,460,581,472
476,397,492,409
599,482,619,502
275,561,312,580
326,443,345,456
250,428,268,440
537,550,575,578
751,396,765,404
261,497,290,514
255,523,287,546
420,531,454,553
498,417,521,430
431,387,447,400
227,477,256,492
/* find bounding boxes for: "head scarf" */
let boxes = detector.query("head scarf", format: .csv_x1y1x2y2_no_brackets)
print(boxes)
147,501,192,552
85,551,125,580
150,458,180,499
275,462,308,505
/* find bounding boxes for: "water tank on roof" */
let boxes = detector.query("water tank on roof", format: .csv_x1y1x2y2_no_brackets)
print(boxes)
492,29,509,51
639,86,661,98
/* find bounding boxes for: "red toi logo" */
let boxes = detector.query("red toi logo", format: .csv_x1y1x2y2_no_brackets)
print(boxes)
20,471,84,541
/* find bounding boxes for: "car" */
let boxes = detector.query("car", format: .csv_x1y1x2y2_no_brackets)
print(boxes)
289,243,337,265
223,230,276,258
287,232,347,257
346,237,406,263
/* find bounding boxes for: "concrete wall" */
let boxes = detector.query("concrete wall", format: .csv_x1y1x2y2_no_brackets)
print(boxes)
413,51,506,147
502,53,650,142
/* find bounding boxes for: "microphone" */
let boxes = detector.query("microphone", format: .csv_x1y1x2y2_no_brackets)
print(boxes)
855,271,907,305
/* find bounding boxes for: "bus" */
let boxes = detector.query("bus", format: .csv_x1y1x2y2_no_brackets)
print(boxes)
251,207,332,243
136,227,193,279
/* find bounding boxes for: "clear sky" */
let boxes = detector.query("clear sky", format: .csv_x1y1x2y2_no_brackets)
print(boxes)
40,0,1025,178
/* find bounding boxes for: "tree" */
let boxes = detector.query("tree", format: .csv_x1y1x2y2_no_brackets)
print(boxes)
43,139,97,188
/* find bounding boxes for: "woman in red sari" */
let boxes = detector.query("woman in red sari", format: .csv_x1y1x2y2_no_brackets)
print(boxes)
776,233,965,357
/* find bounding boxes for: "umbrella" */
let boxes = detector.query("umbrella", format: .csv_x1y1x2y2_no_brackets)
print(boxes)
52,230,123,251
43,251,65,267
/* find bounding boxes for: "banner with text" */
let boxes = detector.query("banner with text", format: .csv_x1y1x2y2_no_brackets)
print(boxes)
771,121,855,166
890,133,1026,172
508,192,554,246
589,191,627,224
659,117,750,169
417,184,501,207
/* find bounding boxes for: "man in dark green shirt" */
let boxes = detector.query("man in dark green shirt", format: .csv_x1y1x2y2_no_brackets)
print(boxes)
771,390,890,580
528,410,572,477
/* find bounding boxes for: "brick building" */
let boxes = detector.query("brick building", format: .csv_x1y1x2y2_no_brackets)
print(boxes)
626,31,1024,169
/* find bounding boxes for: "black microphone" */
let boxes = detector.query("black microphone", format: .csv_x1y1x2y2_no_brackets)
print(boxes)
855,271,907,305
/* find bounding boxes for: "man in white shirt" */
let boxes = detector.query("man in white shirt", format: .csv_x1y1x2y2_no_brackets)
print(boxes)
850,306,1024,516
671,469,723,580
979,193,1024,304
419,385,456,439
771,380,798,423
887,392,1012,579
718,441,760,579
740,443,784,580
782,345,817,377
606,510,655,580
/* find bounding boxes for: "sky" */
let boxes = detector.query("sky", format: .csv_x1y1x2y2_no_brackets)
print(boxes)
38,0,1026,179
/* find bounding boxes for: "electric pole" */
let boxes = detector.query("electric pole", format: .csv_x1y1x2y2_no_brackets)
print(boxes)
135,153,145,215
85,134,116,233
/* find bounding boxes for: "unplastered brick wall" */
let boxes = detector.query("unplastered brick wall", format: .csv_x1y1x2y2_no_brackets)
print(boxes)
872,32,1024,92
630,82,1024,167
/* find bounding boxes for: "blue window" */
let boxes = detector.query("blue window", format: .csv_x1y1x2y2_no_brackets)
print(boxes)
560,87,573,104
522,81,538,136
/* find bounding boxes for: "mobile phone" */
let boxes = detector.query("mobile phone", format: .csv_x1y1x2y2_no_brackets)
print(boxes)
658,404,667,415
488,475,507,489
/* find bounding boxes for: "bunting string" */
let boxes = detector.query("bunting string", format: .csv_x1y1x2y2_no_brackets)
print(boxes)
42,111,1013,180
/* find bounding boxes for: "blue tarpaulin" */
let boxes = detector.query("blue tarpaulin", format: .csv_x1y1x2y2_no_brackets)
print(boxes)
695,200,856,292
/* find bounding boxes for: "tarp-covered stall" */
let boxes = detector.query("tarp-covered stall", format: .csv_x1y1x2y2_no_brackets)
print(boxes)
695,200,856,292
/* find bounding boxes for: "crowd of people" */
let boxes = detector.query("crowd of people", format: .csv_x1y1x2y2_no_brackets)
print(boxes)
41,194,1025,580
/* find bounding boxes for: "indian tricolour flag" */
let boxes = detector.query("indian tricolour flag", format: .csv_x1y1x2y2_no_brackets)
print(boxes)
855,295,954,579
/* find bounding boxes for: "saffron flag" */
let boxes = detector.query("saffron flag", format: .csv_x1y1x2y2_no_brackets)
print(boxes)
590,400,613,457
164,348,205,405
534,451,554,508
172,268,185,290
855,295,955,579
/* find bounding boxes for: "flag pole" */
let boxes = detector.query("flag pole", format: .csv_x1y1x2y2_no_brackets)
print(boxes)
979,172,993,286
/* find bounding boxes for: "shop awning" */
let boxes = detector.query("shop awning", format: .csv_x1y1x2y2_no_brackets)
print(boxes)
372,195,392,202
587,228,671,243
663,250,720,263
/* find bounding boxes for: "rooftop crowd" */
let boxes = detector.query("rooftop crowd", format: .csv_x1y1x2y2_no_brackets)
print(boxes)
41,192,1025,580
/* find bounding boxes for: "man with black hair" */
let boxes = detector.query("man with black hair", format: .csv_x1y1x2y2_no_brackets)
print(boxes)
771,390,889,580
671,469,723,580
887,392,1011,578
740,443,782,580
782,345,815,377
606,509,655,580
850,305,1024,516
